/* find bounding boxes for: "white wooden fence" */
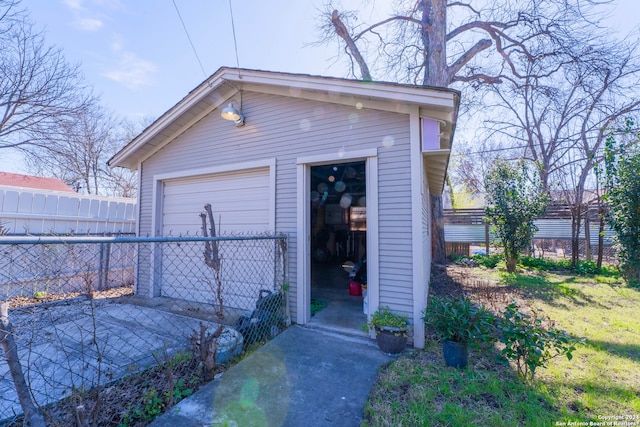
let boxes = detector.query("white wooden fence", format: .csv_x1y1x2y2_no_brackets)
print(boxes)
0,186,136,235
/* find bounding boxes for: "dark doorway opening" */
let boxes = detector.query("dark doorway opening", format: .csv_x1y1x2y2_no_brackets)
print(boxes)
309,161,367,332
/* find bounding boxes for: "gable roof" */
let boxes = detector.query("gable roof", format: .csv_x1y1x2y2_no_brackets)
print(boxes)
0,172,75,193
109,67,460,181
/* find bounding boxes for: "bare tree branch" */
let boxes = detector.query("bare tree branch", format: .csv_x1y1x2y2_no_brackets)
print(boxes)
0,0,91,151
331,9,372,80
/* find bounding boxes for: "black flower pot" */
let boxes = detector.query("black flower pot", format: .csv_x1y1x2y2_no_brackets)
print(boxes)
442,339,468,368
375,326,408,355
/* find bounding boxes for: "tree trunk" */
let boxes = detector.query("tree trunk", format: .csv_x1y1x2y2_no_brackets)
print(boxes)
505,252,518,273
0,303,46,427
420,0,449,87
571,206,582,268
584,214,591,262
597,204,605,269
422,1,450,266
431,194,446,264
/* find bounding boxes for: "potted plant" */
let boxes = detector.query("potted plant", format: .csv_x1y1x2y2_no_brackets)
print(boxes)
364,306,410,355
422,295,495,368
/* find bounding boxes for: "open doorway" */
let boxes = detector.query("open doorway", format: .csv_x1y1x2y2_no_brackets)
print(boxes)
308,160,367,332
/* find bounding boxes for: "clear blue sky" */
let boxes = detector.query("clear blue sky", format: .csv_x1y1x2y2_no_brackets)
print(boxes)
2,0,638,173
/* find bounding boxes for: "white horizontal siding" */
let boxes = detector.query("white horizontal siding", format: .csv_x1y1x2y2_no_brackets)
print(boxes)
139,91,414,319
377,128,413,315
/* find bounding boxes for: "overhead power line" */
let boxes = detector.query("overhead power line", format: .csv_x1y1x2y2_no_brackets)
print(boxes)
228,0,241,73
171,0,208,79
450,144,531,156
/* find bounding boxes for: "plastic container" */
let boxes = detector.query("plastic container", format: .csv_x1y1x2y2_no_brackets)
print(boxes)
349,280,362,296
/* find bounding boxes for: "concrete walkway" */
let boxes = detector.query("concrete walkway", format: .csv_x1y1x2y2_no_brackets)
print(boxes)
151,326,394,427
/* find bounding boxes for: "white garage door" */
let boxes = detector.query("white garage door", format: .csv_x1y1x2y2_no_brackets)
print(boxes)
161,167,271,235
160,167,274,309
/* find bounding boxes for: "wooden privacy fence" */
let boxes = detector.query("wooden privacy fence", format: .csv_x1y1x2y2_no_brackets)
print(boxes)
0,186,136,235
444,206,616,260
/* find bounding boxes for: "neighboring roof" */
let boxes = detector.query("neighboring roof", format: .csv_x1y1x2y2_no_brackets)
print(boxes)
0,172,75,193
109,67,460,191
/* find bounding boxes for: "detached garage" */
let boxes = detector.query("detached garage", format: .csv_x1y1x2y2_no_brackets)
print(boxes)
109,67,459,348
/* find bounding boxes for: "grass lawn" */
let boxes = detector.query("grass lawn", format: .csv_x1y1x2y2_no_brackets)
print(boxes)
364,265,640,427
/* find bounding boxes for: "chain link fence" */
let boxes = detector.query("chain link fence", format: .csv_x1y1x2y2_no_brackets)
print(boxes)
530,238,617,264
0,234,288,425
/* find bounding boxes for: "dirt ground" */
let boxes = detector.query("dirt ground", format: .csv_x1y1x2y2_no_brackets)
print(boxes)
429,262,517,313
6,285,134,309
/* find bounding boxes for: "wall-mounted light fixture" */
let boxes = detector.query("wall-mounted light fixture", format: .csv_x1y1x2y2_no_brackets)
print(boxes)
220,102,245,127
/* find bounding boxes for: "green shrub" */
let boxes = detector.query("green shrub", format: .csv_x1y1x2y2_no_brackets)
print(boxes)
365,306,409,336
423,296,495,346
472,253,502,269
518,256,576,271
553,258,573,270
599,121,640,286
33,291,48,300
121,388,164,425
598,264,620,278
484,159,549,273
519,256,556,270
574,260,599,276
497,301,583,382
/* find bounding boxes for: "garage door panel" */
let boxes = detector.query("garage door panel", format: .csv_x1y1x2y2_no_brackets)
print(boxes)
161,168,270,235
162,200,269,220
162,211,269,233
160,167,274,309
164,188,268,204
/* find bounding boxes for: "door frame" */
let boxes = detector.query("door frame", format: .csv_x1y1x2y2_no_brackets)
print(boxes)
296,149,379,325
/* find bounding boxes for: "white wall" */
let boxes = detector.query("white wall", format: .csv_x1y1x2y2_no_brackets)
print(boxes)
0,186,136,235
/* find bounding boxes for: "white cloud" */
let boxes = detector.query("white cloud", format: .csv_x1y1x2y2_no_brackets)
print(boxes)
63,0,84,11
110,35,124,52
76,17,104,31
103,52,157,89
62,0,107,32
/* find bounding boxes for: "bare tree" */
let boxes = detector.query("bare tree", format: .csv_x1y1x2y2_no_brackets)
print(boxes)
480,36,640,265
0,0,91,153
23,104,138,197
103,115,157,197
319,0,604,262
449,138,519,194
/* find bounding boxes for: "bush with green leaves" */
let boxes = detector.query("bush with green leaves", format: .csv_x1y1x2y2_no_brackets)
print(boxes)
574,260,599,276
423,295,495,346
598,119,640,287
484,159,548,273
449,253,502,269
472,253,502,269
519,256,563,271
497,301,583,382
364,306,410,336
518,256,615,276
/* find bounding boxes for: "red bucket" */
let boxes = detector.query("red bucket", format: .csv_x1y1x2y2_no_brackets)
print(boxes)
349,280,362,296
